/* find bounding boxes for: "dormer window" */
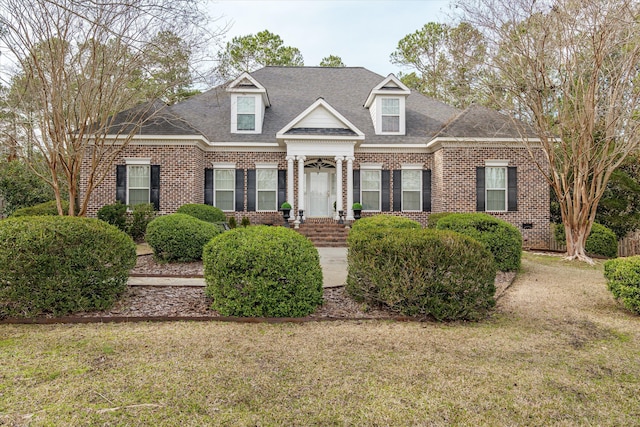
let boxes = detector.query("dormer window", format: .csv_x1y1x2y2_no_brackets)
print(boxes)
226,72,270,134
364,74,410,136
237,96,256,131
381,98,400,132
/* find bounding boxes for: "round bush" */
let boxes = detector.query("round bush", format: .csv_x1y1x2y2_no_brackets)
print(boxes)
0,216,136,317
97,201,128,232
555,222,617,258
203,226,323,317
436,213,522,272
11,200,69,217
346,228,496,321
146,213,222,262
604,256,640,314
426,212,454,229
349,214,421,241
176,203,226,223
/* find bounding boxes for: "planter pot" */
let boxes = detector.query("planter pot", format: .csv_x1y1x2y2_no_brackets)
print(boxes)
281,209,291,227
353,209,361,220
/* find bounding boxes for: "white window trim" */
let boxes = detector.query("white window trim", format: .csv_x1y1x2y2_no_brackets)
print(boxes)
256,168,278,212
401,168,422,212
124,158,151,208
376,96,405,135
231,94,262,134
361,168,382,212
485,166,508,212
214,168,235,212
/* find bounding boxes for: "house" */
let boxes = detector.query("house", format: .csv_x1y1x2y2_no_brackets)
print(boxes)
80,66,550,248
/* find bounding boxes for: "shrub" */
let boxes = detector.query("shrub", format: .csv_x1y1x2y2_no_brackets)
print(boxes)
176,203,226,223
146,213,222,262
604,257,640,314
0,159,55,216
203,226,323,317
426,212,454,229
281,202,292,209
349,214,421,238
346,228,496,321
128,203,155,241
436,213,522,271
0,216,135,317
11,200,69,217
97,201,128,232
228,216,237,228
241,216,250,227
554,222,618,258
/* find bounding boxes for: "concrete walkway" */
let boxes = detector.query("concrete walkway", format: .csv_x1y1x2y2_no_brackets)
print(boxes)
128,247,348,289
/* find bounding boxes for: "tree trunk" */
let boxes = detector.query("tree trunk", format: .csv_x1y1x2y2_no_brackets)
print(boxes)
564,222,594,264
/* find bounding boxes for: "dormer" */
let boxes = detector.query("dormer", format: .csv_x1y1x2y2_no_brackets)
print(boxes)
364,74,411,135
226,72,270,134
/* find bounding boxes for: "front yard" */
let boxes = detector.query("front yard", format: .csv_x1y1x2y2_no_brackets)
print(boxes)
1,253,639,426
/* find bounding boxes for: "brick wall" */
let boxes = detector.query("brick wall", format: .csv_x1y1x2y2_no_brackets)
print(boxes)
80,143,550,247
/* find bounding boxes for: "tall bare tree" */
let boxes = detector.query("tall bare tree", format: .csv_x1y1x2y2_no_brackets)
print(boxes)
456,0,640,263
0,0,218,216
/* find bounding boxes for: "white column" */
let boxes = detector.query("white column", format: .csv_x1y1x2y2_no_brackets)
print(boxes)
335,156,343,220
346,156,355,220
286,155,295,213
297,155,306,221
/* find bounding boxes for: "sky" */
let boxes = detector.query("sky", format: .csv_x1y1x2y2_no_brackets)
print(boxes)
208,0,452,77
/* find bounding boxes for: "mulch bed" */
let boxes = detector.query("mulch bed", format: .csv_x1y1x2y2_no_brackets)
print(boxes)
2,255,516,323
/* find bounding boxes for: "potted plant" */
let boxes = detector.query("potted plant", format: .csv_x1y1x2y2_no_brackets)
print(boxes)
280,202,292,227
352,202,363,220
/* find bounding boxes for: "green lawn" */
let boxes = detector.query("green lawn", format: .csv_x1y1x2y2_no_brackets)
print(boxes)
1,253,639,426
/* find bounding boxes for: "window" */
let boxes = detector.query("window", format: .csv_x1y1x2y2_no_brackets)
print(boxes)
127,164,150,206
257,168,277,211
214,169,235,211
381,98,400,132
402,169,421,211
361,170,381,211
486,167,507,211
237,96,255,131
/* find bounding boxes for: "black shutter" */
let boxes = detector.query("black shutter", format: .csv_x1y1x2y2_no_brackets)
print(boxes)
393,170,402,211
235,169,244,211
116,165,126,204
277,170,286,209
476,167,485,212
381,170,390,212
353,170,360,204
508,166,518,212
247,169,256,211
150,165,160,211
204,168,214,206
423,169,431,212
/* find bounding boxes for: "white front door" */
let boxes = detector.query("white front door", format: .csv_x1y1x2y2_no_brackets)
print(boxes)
306,171,336,217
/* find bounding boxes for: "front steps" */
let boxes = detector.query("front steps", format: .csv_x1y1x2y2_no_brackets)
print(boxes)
295,222,349,247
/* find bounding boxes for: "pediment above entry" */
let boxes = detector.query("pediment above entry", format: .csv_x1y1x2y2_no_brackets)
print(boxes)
277,98,361,158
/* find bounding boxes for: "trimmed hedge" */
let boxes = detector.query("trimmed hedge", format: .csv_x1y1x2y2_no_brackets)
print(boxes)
347,228,496,321
11,200,69,217
146,213,222,262
0,216,136,317
97,201,128,232
203,226,323,317
349,214,421,240
436,213,522,271
555,222,618,258
176,204,226,223
604,256,640,314
426,212,454,229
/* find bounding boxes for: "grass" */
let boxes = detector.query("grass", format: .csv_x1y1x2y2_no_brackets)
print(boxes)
1,252,639,426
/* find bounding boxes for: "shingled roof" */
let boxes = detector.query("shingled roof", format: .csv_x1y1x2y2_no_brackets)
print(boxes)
111,67,531,143
436,105,538,139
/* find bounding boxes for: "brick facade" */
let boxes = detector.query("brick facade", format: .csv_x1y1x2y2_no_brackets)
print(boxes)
81,142,550,248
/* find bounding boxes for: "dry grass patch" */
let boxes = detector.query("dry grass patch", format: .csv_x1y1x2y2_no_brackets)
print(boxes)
0,252,639,426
